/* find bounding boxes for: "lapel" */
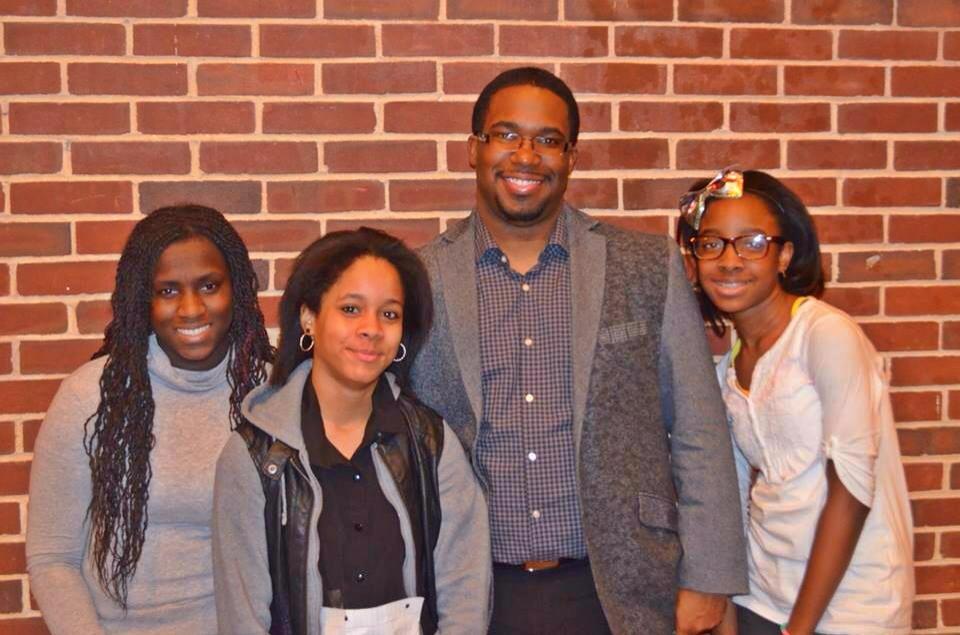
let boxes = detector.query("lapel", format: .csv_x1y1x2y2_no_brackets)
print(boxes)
566,205,606,457
436,215,483,423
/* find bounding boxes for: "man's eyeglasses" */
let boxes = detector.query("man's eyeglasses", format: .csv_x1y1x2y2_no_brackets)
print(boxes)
689,233,786,261
474,130,572,156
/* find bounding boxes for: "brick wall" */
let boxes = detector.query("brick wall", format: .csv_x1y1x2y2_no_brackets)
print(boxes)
1,0,959,632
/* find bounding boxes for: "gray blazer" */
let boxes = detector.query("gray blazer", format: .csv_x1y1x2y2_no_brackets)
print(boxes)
410,205,747,634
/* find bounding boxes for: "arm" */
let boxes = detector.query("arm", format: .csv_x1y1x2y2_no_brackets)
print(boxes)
211,434,272,635
26,369,108,635
432,422,491,635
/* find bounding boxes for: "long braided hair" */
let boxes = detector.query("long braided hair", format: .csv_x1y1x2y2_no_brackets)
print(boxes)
83,204,273,608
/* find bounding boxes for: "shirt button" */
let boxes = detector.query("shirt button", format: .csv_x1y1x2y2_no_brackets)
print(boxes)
527,452,537,462
500,255,507,264
352,472,361,482
521,282,531,292
354,522,364,532
355,571,366,582
524,393,534,403
523,337,533,347
531,510,541,520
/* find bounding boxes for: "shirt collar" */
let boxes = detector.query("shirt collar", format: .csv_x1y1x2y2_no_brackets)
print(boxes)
473,209,570,266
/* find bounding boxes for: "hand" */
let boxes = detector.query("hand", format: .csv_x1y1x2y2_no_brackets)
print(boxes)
675,588,727,635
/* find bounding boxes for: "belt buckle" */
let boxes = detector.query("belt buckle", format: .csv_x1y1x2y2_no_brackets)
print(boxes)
522,559,561,572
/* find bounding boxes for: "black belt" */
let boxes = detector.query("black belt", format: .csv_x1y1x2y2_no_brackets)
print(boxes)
493,558,587,573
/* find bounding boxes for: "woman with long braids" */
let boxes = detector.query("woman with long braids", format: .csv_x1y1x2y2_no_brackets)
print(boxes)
27,205,273,634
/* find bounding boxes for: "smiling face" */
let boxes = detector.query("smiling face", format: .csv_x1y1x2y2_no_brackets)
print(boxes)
694,193,794,322
300,256,404,394
469,84,578,230
150,236,234,370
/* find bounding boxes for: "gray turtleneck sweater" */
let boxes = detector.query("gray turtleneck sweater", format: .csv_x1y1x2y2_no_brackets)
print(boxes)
26,336,234,635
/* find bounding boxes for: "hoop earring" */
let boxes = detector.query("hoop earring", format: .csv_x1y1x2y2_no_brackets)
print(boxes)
298,333,314,353
393,342,407,363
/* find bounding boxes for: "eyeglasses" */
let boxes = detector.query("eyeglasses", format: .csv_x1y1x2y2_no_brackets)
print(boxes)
689,233,786,261
474,130,572,156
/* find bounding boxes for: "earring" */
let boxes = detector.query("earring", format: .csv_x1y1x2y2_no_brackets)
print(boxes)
777,271,786,283
393,342,407,363
298,332,314,352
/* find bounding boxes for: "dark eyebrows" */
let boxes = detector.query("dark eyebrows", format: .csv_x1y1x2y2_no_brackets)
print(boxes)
486,120,565,137
336,292,403,306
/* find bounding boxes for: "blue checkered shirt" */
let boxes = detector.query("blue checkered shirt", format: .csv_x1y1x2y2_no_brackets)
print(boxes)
474,214,585,564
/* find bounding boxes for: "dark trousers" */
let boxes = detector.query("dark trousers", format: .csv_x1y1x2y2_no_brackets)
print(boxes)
736,604,830,635
488,559,612,635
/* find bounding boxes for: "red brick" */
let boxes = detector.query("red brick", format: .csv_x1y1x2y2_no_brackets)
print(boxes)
820,287,878,316
441,62,552,95
11,182,132,215
388,180,473,212
198,63,313,96
262,102,375,134
899,0,960,26
624,178,695,210
786,66,884,96
813,215,881,244
21,339,102,375
904,463,943,492
678,0,784,22
893,67,960,97
955,463,960,489
19,261,117,296
890,215,960,243
500,26,607,57
5,22,124,55
200,142,316,175
860,321,938,351
267,181,384,213
325,141,436,173
577,139,669,170
140,181,261,215
730,102,830,133
780,178,837,207
0,222,70,257
0,265,10,296
326,219,439,249
950,178,960,207
947,599,960,627
792,0,892,24
75,220,136,254
134,24,250,57
944,322,960,349
890,391,941,422
68,0,186,16
838,102,938,133
0,378,60,413
893,355,960,387
887,286,960,315
0,542,26,574
323,62,435,94
731,28,831,60
383,24,493,57
675,64,777,95
0,503,20,535
943,531,960,557
896,141,960,171
900,426,960,456
234,220,322,252
445,140,470,173
0,143,61,175
946,31,960,61
912,599,937,629
9,103,129,135
914,531,935,561
560,63,665,95
615,26,722,58
137,101,254,134
72,142,191,175
620,102,721,133
843,178,940,207
260,25,374,58
325,0,437,19
198,0,314,17
23,419,41,453
839,30,937,60
913,501,960,529
567,179,619,210
77,300,111,334
788,140,886,170
447,0,556,19
566,0,672,21
0,344,10,376
0,303,68,335
0,62,59,94
383,102,471,134
0,0,54,14
677,139,779,170
69,63,187,96
838,250,934,282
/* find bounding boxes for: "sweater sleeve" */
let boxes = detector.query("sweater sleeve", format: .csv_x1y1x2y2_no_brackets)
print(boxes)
433,422,491,635
212,433,272,635
25,367,108,635
658,241,749,595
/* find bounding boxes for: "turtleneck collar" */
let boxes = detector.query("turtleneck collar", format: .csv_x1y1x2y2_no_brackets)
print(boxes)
147,334,231,393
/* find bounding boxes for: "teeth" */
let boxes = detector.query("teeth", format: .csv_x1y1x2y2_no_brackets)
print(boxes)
177,325,210,336
506,176,540,185
715,281,747,288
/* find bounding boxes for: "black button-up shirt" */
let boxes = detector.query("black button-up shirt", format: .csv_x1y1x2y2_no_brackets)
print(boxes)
301,376,407,609
474,214,585,564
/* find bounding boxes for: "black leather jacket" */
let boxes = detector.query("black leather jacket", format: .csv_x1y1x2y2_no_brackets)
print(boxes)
238,392,444,635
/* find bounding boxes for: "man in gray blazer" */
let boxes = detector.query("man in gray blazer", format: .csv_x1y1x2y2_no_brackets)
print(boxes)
409,67,746,634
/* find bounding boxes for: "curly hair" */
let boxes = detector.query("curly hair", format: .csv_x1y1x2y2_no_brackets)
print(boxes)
83,204,273,608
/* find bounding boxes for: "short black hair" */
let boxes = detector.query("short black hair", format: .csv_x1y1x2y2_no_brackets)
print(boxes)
678,170,825,336
471,66,580,144
272,227,433,387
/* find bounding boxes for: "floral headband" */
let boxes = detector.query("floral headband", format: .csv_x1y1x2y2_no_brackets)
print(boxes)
678,168,744,231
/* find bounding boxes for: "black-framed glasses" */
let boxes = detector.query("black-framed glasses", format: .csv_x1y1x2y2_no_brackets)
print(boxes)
689,233,786,261
474,130,572,156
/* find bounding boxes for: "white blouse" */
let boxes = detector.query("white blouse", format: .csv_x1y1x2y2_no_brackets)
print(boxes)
718,298,914,634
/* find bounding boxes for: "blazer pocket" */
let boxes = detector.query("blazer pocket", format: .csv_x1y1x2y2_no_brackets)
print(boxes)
637,492,679,533
597,320,648,346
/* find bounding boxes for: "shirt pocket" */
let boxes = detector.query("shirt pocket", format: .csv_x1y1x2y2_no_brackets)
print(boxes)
637,492,679,533
597,320,648,346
